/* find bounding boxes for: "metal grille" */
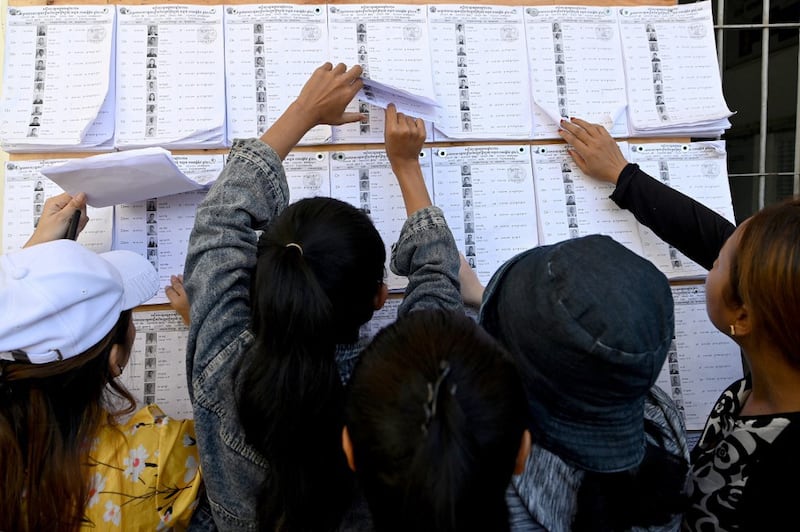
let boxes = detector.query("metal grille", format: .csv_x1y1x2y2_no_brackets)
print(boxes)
687,0,799,219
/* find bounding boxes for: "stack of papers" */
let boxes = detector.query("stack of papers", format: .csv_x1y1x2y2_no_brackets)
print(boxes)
114,5,227,149
618,2,732,137
39,147,211,207
0,6,116,152
1,2,733,151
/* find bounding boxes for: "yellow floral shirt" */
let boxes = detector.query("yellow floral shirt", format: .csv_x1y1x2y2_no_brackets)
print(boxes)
82,405,202,531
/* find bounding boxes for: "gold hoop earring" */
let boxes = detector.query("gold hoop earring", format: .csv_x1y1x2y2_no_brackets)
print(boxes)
729,325,736,337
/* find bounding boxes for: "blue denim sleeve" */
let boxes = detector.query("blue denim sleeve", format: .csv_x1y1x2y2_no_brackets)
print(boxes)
391,205,462,316
183,138,289,399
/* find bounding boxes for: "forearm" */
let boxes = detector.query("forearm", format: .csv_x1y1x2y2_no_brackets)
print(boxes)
612,164,736,269
393,206,462,315
259,101,317,160
392,160,432,216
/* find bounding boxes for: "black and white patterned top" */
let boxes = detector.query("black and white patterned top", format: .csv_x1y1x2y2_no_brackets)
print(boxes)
684,378,800,531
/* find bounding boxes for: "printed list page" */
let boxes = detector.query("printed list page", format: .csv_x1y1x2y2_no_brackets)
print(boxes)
3,159,113,253
532,142,643,256
629,141,735,280
224,4,331,145
618,2,732,131
432,145,538,285
330,148,433,292
428,4,531,140
655,284,743,431
113,154,223,304
0,6,115,150
125,309,193,419
328,4,434,144
115,4,226,149
523,5,628,139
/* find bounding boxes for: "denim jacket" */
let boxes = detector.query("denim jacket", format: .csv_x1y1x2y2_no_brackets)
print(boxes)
184,138,461,531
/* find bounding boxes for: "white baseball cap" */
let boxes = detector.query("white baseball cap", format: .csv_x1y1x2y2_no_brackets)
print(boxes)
0,240,159,364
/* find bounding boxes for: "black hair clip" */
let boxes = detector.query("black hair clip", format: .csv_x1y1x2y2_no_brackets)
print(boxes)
421,360,457,436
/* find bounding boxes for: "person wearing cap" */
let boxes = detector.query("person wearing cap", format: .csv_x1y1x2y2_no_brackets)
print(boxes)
467,234,689,531
0,192,202,531
560,117,800,531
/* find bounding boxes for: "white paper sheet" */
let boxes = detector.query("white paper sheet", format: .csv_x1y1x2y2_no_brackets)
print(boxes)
428,4,531,140
224,4,331,145
40,147,206,207
329,147,433,291
655,284,743,431
125,309,193,419
2,159,113,252
0,6,115,151
618,2,732,134
523,5,628,139
329,4,435,143
114,4,226,149
432,144,539,284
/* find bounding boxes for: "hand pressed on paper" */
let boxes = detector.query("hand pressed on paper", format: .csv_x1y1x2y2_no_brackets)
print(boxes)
558,117,629,185
384,104,430,215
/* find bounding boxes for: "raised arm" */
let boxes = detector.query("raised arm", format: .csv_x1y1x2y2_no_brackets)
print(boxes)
559,117,735,269
184,63,364,392
383,104,461,315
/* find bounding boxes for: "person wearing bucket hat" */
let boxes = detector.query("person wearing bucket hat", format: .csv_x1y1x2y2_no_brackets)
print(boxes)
0,192,202,531
478,235,690,532
560,117,800,532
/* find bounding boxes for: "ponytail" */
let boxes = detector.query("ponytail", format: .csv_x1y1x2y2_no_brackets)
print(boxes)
238,197,385,531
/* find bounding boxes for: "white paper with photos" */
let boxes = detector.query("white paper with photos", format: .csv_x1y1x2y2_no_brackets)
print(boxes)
3,159,113,253
0,6,115,150
532,142,643,255
329,148,433,291
115,4,226,149
523,5,628,139
628,141,735,279
224,4,331,145
618,2,732,132
428,4,531,140
113,154,221,304
328,4,434,144
432,145,538,285
125,310,193,419
283,151,332,202
358,296,403,342
655,284,743,431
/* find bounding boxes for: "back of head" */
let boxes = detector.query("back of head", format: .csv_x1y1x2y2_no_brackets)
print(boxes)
238,197,386,530
734,197,800,364
0,240,158,531
345,310,528,532
479,235,674,473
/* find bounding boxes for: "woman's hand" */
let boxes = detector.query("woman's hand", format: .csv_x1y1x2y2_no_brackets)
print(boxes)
24,192,88,247
558,118,629,185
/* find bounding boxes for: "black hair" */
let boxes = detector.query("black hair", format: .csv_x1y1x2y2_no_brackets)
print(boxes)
345,309,528,532
237,197,385,531
572,421,689,531
0,310,135,531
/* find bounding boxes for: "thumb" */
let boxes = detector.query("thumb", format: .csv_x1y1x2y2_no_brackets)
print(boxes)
566,148,587,174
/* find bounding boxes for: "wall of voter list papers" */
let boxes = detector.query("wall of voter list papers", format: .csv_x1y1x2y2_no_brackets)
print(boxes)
0,2,731,152
4,139,735,297
1,0,745,428
126,285,743,433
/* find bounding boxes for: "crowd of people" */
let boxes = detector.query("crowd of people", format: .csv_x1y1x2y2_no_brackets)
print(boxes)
1,62,798,532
